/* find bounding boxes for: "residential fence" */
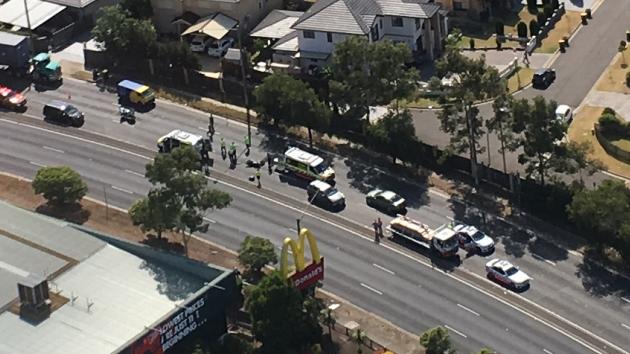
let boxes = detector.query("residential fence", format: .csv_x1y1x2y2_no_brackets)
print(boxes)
526,3,567,54
498,57,519,78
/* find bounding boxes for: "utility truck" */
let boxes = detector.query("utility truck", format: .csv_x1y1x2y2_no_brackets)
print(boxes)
387,215,459,257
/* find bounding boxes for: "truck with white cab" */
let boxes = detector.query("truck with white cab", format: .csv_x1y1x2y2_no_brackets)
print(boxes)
387,215,459,257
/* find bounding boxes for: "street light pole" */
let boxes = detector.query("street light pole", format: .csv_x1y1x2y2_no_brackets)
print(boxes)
237,16,251,142
22,0,35,59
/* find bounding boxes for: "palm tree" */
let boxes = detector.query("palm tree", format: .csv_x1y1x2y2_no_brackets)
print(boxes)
352,328,367,354
320,308,336,342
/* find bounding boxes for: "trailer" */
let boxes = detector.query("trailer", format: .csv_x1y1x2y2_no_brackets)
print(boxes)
0,32,31,77
387,215,459,257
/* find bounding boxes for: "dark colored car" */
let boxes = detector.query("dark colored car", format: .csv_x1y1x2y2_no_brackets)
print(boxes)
366,189,406,214
532,68,556,88
43,100,84,126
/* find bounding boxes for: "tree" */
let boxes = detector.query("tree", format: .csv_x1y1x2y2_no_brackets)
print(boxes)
553,141,604,183
120,0,153,19
529,20,540,37
517,21,528,38
92,6,157,62
352,328,367,354
526,0,537,10
543,4,553,19
495,21,504,36
129,188,180,240
487,92,516,174
253,74,330,147
537,12,546,26
155,41,200,70
238,236,278,274
511,96,565,186
246,271,322,353
320,307,336,342
366,108,418,164
568,180,630,240
551,0,560,9
144,145,231,255
32,166,87,206
420,326,455,354
435,41,504,184
329,37,419,122
209,333,254,354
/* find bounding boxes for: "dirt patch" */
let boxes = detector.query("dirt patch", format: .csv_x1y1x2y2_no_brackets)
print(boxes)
596,53,630,94
566,106,630,178
536,11,582,54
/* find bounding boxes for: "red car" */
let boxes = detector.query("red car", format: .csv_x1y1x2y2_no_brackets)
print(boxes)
0,85,27,111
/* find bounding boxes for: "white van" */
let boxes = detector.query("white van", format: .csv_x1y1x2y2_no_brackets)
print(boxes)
280,147,335,182
157,130,204,154
190,35,210,52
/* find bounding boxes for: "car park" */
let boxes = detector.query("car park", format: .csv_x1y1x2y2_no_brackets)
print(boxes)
307,180,345,210
366,189,406,214
532,68,556,88
207,38,234,57
42,101,84,126
453,223,495,254
555,104,573,123
0,85,26,111
190,35,211,52
485,258,531,290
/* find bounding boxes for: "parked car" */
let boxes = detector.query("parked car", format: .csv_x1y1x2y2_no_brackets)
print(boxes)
307,180,345,210
485,258,531,290
555,104,573,123
366,189,406,214
42,100,84,126
0,85,26,111
453,223,495,254
532,68,556,88
190,35,211,53
207,37,234,57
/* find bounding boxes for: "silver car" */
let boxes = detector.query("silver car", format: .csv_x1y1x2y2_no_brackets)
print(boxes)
486,259,531,290
453,224,495,253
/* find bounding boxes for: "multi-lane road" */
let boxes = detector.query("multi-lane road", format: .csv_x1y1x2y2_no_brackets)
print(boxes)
0,77,629,353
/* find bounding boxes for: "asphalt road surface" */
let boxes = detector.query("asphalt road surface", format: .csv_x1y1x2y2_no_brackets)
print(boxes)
411,0,630,181
0,112,604,354
1,75,629,352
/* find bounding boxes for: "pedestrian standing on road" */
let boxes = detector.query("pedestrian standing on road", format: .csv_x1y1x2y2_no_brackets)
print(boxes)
376,217,383,238
244,135,251,156
207,114,215,142
267,152,273,174
220,138,226,160
372,219,381,243
256,168,261,188
229,141,237,164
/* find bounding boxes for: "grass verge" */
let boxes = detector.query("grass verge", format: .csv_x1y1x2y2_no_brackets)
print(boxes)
535,11,582,54
506,66,534,93
596,53,630,94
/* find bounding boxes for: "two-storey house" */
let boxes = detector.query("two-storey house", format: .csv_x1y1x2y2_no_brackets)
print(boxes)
289,0,448,69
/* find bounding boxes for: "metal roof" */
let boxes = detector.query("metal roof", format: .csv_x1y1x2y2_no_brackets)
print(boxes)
0,31,28,46
182,13,237,40
272,31,299,52
43,0,96,9
292,0,439,35
249,10,303,39
0,0,66,29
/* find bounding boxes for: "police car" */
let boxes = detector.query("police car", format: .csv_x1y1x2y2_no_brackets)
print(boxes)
453,223,495,254
307,180,345,210
485,258,531,290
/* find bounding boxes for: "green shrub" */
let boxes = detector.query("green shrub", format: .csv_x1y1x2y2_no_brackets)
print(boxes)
496,37,502,49
527,0,537,10
529,20,540,37
543,4,553,19
469,37,475,50
495,21,504,36
598,113,626,136
551,0,560,9
537,12,547,26
603,107,617,116
626,71,630,87
517,22,528,38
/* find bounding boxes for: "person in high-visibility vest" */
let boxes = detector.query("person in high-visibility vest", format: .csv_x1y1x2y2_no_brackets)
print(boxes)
244,135,251,155
229,142,237,163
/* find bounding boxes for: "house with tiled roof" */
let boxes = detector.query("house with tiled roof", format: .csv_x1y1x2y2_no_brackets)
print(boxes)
281,0,449,71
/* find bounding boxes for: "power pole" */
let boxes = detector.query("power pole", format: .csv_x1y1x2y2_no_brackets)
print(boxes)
238,16,251,143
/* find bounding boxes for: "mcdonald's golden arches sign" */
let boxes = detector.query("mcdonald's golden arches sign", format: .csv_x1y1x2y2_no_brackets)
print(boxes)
280,228,324,290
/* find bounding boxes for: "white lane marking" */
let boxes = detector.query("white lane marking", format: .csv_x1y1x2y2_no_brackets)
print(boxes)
288,228,297,233
203,217,216,224
622,297,630,304
457,303,480,317
531,253,557,266
0,118,18,125
372,263,395,275
543,349,554,354
29,161,46,168
622,323,630,331
111,185,133,194
42,146,64,154
2,119,620,354
444,325,467,338
360,282,383,295
125,169,145,177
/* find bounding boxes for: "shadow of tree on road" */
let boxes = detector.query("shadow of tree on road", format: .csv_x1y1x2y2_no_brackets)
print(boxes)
576,248,630,298
527,237,569,263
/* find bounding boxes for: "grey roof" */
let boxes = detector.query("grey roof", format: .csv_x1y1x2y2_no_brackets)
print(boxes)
249,10,303,39
0,0,66,29
43,0,97,9
0,31,28,46
0,201,233,354
292,0,439,34
272,30,299,52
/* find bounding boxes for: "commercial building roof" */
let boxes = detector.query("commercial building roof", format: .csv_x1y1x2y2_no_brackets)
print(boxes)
0,0,66,30
249,10,303,40
0,31,28,46
43,0,96,9
0,201,234,354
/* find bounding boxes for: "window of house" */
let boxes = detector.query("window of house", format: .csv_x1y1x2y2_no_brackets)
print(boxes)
304,30,315,39
415,18,421,30
327,32,333,42
453,1,465,10
391,17,403,27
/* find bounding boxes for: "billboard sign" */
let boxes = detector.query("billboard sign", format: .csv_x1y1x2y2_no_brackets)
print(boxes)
280,228,324,290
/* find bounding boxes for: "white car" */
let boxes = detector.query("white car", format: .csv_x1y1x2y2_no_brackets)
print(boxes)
307,180,345,209
207,37,235,57
190,35,211,52
485,259,531,289
453,224,495,253
555,104,573,123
